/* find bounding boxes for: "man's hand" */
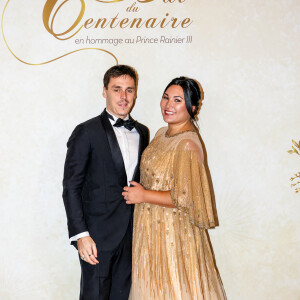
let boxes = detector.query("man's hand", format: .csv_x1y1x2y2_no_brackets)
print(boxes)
122,181,145,204
78,236,99,265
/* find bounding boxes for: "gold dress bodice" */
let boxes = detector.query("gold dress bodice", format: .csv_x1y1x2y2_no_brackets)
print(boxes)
130,127,227,300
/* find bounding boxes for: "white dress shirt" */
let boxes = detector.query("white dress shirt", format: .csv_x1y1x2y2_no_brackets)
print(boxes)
70,110,140,242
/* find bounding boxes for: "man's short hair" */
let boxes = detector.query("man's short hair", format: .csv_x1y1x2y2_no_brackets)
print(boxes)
103,65,137,89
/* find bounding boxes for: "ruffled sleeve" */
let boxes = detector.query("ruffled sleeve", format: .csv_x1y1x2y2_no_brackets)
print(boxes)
171,138,217,229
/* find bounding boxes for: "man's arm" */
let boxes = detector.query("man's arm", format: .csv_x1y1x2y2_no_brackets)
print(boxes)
62,124,98,265
63,124,89,236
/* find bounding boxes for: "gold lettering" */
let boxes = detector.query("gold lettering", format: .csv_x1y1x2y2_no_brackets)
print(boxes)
120,18,129,28
145,18,159,28
43,0,85,40
126,2,140,12
95,18,109,28
84,18,94,29
181,18,192,28
160,13,171,28
171,17,180,28
130,18,143,28
110,14,120,28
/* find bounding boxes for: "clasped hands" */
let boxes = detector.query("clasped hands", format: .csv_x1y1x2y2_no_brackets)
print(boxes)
122,181,145,204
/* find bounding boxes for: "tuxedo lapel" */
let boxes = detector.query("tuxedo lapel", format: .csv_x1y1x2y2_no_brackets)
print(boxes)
132,123,146,182
100,110,127,187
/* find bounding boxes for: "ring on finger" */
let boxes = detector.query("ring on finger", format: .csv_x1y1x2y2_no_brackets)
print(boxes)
88,253,92,256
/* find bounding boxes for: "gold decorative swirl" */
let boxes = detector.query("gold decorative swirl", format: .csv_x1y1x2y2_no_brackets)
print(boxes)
1,0,118,65
95,0,124,3
287,139,300,193
46,0,85,41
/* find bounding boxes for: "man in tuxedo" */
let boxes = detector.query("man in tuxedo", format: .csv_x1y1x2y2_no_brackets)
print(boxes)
62,65,149,300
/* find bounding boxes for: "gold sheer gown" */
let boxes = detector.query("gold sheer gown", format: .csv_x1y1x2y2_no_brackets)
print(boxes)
130,127,226,300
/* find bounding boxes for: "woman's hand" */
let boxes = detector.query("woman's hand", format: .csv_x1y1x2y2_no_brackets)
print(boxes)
122,181,145,204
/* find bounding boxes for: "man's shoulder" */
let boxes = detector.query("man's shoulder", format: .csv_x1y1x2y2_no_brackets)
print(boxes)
80,115,101,127
135,121,149,135
135,121,148,130
69,115,103,139
72,115,103,133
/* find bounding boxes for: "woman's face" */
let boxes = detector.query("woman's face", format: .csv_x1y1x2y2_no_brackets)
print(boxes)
160,85,191,125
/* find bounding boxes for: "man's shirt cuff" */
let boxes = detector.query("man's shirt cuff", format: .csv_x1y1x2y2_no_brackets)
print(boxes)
70,231,90,242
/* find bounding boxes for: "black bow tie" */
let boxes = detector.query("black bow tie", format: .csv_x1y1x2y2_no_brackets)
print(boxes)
113,118,136,131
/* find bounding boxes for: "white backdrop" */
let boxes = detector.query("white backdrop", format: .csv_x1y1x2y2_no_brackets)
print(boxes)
0,0,299,299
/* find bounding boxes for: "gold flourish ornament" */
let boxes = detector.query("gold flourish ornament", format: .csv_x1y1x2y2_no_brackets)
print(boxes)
96,0,124,3
1,0,118,66
287,139,300,193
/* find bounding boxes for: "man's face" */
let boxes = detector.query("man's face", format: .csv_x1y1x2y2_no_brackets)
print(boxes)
103,75,136,119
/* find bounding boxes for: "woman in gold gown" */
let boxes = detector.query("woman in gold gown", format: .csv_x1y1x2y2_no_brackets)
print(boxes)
123,77,227,300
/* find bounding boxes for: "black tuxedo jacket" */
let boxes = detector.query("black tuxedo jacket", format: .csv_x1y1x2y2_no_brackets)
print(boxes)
63,109,149,251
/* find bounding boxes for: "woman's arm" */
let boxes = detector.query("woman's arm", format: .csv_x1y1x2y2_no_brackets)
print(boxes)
122,181,175,208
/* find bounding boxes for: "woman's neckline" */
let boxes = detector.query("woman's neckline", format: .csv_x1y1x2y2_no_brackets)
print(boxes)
164,129,196,138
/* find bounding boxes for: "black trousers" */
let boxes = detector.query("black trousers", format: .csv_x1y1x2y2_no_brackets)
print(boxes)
79,225,132,300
